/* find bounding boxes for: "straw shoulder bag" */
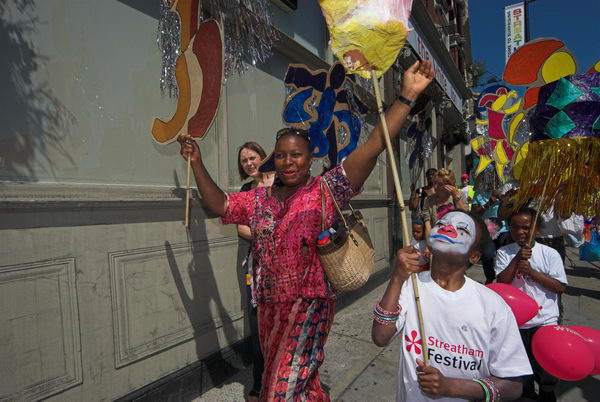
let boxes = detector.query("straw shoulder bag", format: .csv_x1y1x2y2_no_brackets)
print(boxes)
316,178,375,292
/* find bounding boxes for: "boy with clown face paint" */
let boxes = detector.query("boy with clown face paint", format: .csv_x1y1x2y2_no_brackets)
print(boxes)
372,210,532,401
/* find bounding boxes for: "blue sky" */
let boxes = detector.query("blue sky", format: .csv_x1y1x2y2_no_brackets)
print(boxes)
470,0,599,84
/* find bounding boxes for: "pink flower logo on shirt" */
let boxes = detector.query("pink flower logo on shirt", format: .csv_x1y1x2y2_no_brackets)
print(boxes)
405,330,422,354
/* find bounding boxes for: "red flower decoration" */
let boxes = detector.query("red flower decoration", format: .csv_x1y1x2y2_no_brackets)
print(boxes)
404,330,423,354
278,364,292,379
298,366,310,380
317,349,325,362
282,352,293,365
295,313,307,323
275,381,289,395
290,324,302,337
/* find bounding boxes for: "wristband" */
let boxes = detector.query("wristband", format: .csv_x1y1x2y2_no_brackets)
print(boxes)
480,377,500,401
397,94,416,108
472,379,490,402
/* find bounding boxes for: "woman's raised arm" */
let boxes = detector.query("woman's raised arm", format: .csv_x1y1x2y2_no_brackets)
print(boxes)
178,134,228,217
343,61,435,190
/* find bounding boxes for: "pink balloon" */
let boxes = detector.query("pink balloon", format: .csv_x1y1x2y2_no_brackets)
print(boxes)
486,283,539,326
570,326,600,375
532,325,594,381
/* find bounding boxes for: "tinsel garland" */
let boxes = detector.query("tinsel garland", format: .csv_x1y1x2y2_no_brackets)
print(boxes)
512,137,600,218
202,0,279,77
157,0,181,98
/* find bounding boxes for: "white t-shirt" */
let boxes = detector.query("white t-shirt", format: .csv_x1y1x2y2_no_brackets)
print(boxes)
494,242,568,329
395,271,532,402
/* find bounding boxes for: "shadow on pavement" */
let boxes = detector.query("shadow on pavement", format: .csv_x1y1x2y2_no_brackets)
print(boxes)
565,285,600,301
557,375,600,401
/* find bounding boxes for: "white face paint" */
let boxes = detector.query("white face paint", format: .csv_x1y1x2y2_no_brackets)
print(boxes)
427,211,477,255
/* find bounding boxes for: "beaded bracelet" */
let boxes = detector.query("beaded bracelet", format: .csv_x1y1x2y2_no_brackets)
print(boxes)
472,379,490,402
480,377,500,402
373,311,399,325
373,302,401,326
373,316,397,325
375,302,401,316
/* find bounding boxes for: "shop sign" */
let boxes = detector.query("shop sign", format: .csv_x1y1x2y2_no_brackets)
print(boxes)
505,2,526,64
407,23,463,113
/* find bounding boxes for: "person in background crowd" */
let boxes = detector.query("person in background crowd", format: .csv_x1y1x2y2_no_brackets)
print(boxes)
459,173,474,207
472,177,509,284
373,210,531,402
495,208,567,402
236,141,274,401
410,219,430,267
536,207,566,262
410,219,427,254
420,168,468,237
409,168,437,214
498,187,566,321
178,60,435,401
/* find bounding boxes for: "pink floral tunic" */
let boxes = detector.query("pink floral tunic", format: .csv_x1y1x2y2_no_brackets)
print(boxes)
222,165,360,304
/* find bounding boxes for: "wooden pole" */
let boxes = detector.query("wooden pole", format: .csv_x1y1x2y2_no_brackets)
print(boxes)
184,145,192,228
371,71,429,365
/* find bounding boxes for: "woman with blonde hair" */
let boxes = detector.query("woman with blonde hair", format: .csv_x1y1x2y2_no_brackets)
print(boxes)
236,141,274,401
420,168,468,235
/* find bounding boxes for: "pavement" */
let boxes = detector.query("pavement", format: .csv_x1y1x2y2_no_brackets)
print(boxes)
196,247,600,401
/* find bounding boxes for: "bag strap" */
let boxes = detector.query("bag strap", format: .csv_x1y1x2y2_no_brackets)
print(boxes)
320,180,326,231
322,177,349,230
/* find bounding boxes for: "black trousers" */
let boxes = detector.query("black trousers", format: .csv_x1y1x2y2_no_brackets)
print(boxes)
481,231,510,284
520,327,559,401
246,283,264,397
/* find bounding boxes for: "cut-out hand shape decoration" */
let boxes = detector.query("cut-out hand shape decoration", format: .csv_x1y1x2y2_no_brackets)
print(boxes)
152,0,223,144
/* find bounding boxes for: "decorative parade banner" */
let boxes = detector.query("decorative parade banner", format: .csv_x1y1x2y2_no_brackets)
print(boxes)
258,63,368,172
505,2,526,65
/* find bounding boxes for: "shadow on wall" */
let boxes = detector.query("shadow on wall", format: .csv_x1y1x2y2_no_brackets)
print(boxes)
164,201,244,395
0,0,74,182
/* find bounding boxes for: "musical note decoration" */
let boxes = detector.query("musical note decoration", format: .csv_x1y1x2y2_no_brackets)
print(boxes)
152,0,224,144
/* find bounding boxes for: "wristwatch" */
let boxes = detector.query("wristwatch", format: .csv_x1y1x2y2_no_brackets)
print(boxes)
397,94,416,108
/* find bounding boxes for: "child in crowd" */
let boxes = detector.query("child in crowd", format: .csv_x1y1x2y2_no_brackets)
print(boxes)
373,210,531,401
495,208,568,402
411,220,426,252
411,219,430,268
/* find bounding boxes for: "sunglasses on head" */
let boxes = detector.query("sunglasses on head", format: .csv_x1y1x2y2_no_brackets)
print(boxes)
275,127,310,141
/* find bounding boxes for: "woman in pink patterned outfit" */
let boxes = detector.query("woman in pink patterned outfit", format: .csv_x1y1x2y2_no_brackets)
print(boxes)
178,61,434,401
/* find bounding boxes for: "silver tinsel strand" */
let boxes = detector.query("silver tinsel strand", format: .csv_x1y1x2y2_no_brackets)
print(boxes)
202,0,279,78
157,0,181,98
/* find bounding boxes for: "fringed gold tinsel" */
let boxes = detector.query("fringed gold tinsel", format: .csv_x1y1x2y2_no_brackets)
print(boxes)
512,137,600,218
